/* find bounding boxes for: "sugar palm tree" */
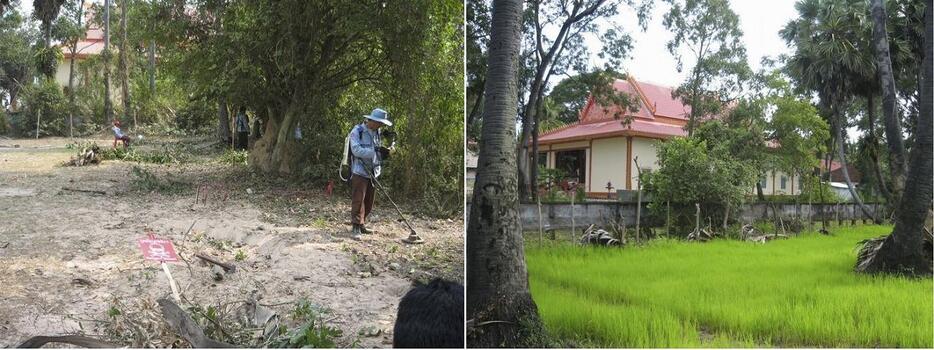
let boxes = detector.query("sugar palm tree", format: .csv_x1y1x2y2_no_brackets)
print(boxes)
781,0,878,221
467,0,548,347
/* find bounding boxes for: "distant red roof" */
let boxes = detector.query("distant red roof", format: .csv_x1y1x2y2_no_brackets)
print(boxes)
539,77,690,144
60,3,104,59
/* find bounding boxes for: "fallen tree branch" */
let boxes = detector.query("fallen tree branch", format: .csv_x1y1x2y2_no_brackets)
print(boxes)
195,253,237,273
61,187,107,196
17,335,117,348
157,298,236,348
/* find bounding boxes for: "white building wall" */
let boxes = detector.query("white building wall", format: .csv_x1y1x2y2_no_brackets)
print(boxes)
630,137,659,190
590,137,628,192
754,170,802,196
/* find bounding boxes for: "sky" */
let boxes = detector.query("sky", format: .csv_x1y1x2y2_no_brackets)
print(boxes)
587,0,800,88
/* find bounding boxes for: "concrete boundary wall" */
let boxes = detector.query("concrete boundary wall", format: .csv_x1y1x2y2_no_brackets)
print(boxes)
466,202,884,230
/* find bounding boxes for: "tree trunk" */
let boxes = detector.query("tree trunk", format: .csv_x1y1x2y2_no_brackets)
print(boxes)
466,0,546,347
835,118,878,222
217,96,230,143
68,0,85,138
517,113,532,202
530,101,541,201
870,0,907,200
466,82,484,127
864,95,892,203
103,0,112,122
857,3,933,277
755,180,765,201
119,0,131,130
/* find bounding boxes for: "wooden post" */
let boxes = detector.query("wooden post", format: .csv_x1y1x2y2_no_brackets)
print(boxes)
570,184,576,241
161,262,181,302
35,108,41,139
537,195,543,245
666,200,671,237
633,157,643,243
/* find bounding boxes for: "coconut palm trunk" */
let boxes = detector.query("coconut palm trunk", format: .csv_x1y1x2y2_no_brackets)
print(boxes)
869,0,907,199
466,0,546,347
103,0,113,122
856,2,933,276
119,0,131,130
834,119,877,222
67,0,85,138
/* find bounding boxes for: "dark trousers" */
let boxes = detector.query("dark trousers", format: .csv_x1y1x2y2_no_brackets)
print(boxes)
235,131,249,150
350,175,375,225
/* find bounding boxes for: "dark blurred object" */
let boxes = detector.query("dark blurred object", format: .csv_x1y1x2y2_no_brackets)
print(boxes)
378,146,391,160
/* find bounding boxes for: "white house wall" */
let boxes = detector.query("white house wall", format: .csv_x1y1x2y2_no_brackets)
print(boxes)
630,137,659,190
590,137,628,193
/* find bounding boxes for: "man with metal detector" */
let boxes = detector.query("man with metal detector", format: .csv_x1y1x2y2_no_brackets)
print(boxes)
345,108,424,244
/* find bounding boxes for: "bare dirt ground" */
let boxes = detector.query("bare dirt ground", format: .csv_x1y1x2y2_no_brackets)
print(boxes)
0,136,464,348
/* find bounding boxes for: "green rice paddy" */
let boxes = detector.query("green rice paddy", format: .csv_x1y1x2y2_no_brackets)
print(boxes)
526,225,933,347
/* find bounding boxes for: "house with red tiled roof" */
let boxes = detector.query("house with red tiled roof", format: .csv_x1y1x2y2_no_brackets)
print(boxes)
535,76,859,199
536,76,688,198
54,2,104,88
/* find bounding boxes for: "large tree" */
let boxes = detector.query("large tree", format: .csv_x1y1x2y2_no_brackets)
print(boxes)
662,0,750,136
855,0,932,277
118,0,130,128
781,0,877,220
32,0,66,78
869,0,908,200
466,0,546,347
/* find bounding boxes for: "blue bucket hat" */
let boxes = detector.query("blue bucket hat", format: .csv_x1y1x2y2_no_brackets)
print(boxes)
363,108,392,126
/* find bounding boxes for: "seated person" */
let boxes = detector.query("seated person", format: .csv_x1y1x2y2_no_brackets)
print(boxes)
112,120,130,149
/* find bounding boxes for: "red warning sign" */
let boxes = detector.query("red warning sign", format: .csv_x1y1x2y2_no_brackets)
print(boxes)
138,237,179,262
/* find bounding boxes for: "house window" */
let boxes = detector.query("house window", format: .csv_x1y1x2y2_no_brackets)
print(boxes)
759,175,767,188
537,152,548,167
555,149,586,184
780,176,787,190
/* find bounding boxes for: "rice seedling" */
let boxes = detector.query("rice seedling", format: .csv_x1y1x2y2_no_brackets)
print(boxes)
526,225,933,348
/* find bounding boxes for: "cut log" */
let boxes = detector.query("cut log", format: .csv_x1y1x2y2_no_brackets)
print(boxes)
61,187,106,196
195,253,237,273
17,335,117,348
157,298,236,348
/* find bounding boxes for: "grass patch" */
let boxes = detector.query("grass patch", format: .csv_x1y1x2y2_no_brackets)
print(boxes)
526,225,933,348
129,166,192,194
218,149,249,166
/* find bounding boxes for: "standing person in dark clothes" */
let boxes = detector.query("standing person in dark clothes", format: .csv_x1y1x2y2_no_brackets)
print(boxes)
235,106,249,150
347,108,393,240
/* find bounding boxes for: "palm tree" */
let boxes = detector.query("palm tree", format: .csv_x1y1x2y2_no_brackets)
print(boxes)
869,0,907,198
781,0,878,221
856,0,932,277
466,0,547,347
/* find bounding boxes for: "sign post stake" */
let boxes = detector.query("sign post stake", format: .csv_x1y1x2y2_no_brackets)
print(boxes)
141,232,182,303
161,261,181,302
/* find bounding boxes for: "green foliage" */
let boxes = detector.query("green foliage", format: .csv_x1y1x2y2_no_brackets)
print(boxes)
267,300,342,348
663,0,751,134
18,78,68,137
234,249,246,262
219,149,248,166
546,69,631,125
526,225,932,347
798,174,842,203
644,136,756,234
102,144,189,164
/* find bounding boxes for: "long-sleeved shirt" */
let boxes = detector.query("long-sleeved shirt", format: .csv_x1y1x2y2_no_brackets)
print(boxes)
112,126,125,138
349,123,382,179
235,112,249,132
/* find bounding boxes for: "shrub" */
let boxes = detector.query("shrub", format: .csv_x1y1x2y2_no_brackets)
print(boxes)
18,79,69,137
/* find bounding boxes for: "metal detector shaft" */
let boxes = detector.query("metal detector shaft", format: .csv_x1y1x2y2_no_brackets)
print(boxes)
359,161,418,235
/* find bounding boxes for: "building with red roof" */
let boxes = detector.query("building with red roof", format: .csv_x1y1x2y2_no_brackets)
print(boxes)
535,76,859,199
536,76,690,198
54,1,102,88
